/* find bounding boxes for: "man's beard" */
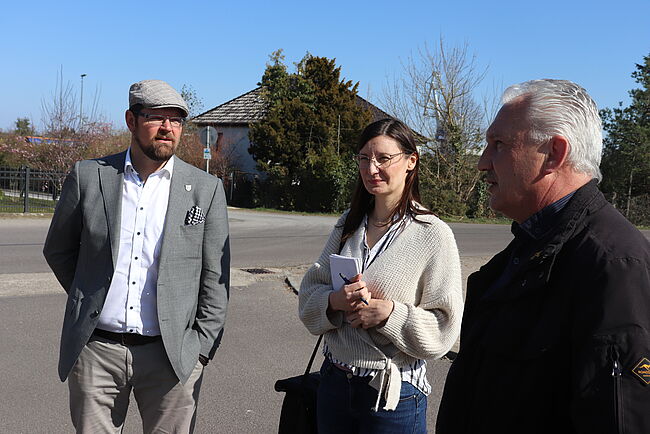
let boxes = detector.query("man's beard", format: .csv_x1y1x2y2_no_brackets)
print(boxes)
134,135,176,162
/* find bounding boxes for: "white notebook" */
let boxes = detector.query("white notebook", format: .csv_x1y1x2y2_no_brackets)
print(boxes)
329,254,362,290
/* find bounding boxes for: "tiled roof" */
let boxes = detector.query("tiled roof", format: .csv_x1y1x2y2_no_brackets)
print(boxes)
191,87,394,126
355,95,393,122
192,88,267,125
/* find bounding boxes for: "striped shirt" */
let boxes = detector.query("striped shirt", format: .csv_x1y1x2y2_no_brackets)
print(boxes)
324,212,432,395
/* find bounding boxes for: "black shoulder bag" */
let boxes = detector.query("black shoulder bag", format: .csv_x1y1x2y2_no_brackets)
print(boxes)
274,334,322,434
275,220,349,433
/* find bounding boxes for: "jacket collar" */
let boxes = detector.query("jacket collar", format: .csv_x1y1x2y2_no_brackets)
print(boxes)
530,179,604,264
468,179,605,304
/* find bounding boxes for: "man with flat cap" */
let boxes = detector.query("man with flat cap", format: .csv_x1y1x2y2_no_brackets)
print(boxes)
44,79,230,433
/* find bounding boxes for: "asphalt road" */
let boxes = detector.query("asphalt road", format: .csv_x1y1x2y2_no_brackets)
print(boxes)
1,211,646,433
0,210,514,275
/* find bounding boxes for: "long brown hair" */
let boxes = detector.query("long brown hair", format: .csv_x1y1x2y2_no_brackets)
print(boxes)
339,118,433,246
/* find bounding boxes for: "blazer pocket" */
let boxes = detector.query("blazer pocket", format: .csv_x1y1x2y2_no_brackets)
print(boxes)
173,225,203,259
67,294,83,319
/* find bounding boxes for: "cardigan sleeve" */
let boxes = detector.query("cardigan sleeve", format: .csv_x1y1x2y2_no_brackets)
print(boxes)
375,221,464,360
298,212,348,335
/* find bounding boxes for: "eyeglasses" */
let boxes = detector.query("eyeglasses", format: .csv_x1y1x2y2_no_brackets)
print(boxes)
138,113,186,128
352,152,410,169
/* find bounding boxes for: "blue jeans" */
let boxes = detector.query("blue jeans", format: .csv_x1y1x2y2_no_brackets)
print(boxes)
317,359,427,434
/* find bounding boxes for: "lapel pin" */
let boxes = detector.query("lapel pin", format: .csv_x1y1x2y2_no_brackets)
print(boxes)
185,184,192,192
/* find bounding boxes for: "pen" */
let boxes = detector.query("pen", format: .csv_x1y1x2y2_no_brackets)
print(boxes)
339,272,369,305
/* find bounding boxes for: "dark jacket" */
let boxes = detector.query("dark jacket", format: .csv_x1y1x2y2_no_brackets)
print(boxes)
437,180,650,434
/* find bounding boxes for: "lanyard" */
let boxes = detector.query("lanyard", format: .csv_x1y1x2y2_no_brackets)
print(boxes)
361,217,404,272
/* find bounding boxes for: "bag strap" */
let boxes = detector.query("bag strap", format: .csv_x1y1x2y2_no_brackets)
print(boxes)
302,211,348,377
303,335,323,376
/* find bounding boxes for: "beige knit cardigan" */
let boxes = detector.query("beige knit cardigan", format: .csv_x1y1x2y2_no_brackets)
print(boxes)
298,211,463,410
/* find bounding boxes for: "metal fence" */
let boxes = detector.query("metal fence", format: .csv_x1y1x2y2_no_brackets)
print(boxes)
0,166,66,213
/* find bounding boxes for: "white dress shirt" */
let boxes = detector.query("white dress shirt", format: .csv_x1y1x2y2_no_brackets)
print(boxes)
96,149,174,336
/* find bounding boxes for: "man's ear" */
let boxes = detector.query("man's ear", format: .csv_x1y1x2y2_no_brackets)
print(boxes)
543,135,569,174
125,110,136,133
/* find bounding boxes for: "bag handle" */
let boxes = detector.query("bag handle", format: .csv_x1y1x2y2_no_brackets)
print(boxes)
303,335,323,376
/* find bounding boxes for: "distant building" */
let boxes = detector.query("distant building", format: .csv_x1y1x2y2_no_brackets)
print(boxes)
191,87,393,176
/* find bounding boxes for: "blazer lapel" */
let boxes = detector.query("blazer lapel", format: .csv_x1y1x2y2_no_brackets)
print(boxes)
159,158,194,264
98,152,126,267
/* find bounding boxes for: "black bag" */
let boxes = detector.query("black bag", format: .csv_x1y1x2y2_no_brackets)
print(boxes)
274,335,322,434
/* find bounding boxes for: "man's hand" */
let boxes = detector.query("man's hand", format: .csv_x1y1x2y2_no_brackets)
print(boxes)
328,274,372,312
347,299,394,329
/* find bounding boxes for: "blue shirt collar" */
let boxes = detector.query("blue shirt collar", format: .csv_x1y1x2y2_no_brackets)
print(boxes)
513,191,576,240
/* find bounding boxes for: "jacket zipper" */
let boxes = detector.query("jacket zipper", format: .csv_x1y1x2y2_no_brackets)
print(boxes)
611,347,624,434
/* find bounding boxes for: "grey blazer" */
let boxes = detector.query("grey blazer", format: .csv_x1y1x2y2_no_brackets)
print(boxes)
43,151,230,383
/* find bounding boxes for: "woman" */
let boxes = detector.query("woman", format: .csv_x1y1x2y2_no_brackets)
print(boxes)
298,118,463,433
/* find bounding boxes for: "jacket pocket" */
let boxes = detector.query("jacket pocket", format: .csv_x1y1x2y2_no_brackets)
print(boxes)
67,294,82,318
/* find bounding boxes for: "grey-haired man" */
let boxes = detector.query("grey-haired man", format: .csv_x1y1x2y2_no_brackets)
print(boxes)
437,79,650,433
44,80,230,433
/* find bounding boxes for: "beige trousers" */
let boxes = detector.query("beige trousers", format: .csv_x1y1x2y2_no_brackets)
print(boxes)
68,335,204,434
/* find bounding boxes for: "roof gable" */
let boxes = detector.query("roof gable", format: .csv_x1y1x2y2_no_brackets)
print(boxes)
192,87,393,126
192,87,267,125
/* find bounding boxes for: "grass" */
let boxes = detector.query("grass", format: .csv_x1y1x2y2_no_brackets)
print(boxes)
234,207,339,217
1,198,645,229
440,215,512,225
0,194,56,213
235,206,513,224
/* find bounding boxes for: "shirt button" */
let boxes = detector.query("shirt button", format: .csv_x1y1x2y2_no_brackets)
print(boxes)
140,207,143,210
137,232,141,235
129,306,133,310
132,281,136,285
134,257,138,260
129,329,134,333
513,257,520,265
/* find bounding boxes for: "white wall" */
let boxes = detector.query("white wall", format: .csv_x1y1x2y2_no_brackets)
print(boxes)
215,126,259,176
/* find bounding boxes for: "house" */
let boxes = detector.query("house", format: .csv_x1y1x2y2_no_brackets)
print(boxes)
191,87,393,176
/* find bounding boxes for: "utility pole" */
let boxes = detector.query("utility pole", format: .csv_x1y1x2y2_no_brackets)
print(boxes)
79,74,87,131
337,115,341,154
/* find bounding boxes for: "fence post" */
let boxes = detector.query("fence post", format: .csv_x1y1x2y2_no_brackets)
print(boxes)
23,166,30,213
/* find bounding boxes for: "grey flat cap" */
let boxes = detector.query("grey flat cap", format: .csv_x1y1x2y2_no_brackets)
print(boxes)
129,79,189,117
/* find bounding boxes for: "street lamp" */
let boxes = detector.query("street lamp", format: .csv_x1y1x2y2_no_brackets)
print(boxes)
79,74,87,131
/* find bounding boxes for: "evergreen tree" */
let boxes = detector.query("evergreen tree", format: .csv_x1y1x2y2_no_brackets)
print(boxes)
249,51,372,211
14,118,35,136
600,54,650,224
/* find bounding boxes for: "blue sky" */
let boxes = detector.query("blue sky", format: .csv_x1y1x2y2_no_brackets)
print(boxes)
1,0,649,132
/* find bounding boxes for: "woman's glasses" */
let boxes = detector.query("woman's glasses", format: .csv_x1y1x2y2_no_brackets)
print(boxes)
352,152,410,169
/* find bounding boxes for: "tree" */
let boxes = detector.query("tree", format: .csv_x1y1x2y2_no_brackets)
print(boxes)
381,39,495,217
181,84,205,119
249,51,372,212
0,121,125,199
177,84,240,186
39,67,103,138
41,67,79,139
14,118,35,136
600,54,650,225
